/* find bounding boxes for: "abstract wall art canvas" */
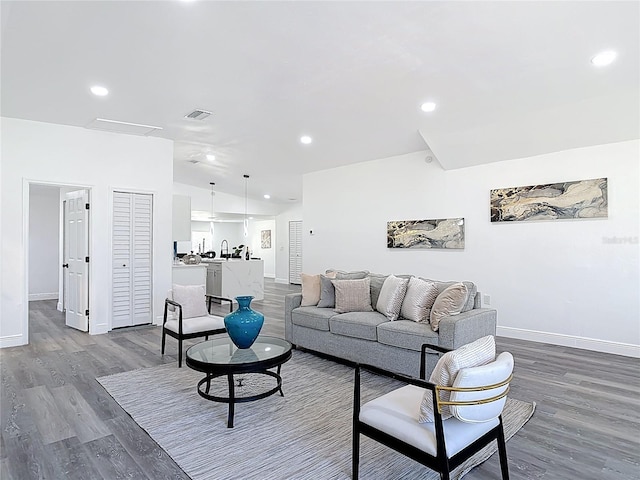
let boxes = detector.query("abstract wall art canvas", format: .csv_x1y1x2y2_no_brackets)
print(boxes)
490,178,608,222
261,230,272,249
387,218,465,249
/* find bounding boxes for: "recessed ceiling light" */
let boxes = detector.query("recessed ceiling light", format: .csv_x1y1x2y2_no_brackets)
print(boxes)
591,50,617,67
90,85,109,96
300,135,313,144
421,102,436,112
263,194,271,199
206,154,215,161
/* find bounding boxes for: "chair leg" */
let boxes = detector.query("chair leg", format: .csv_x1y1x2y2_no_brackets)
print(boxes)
352,428,360,479
178,338,183,368
497,421,510,479
161,330,166,355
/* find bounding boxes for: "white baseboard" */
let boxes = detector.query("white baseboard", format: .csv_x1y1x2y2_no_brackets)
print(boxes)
28,293,59,301
0,334,25,348
497,326,640,358
57,302,63,312
264,273,276,279
275,278,289,284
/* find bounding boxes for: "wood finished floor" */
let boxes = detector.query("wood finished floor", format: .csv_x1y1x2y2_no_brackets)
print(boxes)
1,279,639,479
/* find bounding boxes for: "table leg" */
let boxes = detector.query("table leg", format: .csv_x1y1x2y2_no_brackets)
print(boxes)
206,373,212,394
227,373,235,428
277,365,284,397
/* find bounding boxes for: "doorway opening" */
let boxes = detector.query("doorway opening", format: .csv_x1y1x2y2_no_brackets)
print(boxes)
27,183,91,340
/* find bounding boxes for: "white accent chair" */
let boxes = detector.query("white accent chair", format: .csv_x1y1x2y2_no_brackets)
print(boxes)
161,286,233,367
353,346,514,480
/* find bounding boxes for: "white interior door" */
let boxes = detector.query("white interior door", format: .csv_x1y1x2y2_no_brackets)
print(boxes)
289,220,302,285
112,192,153,328
64,189,89,331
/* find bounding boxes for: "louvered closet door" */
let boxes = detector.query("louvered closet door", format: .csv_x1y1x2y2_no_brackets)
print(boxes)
289,220,302,285
112,192,153,328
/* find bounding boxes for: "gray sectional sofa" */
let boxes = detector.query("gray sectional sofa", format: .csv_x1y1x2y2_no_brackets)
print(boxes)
284,273,497,379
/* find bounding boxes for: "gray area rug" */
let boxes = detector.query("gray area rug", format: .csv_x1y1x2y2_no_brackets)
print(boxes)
97,350,535,480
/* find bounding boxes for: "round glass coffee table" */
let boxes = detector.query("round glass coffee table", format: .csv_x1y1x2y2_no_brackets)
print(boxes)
185,335,293,428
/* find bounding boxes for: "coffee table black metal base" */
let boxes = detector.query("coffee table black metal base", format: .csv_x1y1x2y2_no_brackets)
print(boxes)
195,367,284,428
186,336,292,428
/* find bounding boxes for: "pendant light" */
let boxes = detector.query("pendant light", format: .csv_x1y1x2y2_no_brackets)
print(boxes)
209,182,215,241
243,174,249,237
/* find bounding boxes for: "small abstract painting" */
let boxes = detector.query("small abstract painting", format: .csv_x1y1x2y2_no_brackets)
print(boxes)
261,230,272,249
490,178,608,222
387,218,465,249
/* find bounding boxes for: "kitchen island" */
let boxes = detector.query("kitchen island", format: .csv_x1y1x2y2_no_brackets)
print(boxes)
205,259,264,302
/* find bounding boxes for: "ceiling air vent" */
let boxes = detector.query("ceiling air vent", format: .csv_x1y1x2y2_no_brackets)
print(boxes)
184,109,212,120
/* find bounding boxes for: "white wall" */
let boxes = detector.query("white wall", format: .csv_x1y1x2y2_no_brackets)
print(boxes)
274,204,303,283
187,221,244,256
248,219,276,278
303,140,640,357
1,118,174,347
28,184,60,300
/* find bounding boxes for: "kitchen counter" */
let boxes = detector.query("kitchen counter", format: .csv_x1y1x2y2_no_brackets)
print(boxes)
205,259,264,302
172,263,207,286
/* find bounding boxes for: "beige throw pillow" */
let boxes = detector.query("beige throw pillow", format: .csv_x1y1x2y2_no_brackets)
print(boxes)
376,275,409,321
301,273,321,306
400,277,439,322
332,278,373,313
429,282,468,332
418,335,496,423
172,284,208,319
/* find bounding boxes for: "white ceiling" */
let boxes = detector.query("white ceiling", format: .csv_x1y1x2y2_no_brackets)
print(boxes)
2,1,638,206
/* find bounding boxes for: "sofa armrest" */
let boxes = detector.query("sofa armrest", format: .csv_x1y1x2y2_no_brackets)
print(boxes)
284,293,303,342
437,308,497,350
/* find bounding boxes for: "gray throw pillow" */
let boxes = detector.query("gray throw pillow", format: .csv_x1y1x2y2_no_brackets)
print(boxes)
317,273,337,308
368,273,389,309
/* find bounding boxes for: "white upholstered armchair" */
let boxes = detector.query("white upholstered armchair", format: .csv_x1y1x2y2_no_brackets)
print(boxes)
353,341,513,480
161,284,233,367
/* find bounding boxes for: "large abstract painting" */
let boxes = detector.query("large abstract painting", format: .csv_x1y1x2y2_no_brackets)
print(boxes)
490,178,608,222
387,218,465,249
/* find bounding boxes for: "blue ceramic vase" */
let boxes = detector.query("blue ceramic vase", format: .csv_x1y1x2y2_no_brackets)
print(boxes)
224,296,265,349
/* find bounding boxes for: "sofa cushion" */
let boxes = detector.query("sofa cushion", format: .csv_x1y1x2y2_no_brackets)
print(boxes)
329,311,388,341
291,306,338,331
368,273,389,309
420,279,477,312
301,273,321,306
333,270,370,280
317,272,337,308
377,320,439,352
430,282,468,332
333,278,373,313
376,275,409,321
400,277,439,323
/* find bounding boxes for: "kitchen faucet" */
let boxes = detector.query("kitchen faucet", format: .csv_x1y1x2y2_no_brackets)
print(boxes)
220,239,229,260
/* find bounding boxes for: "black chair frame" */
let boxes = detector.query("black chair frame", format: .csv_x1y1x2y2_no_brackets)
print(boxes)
353,344,510,480
162,294,233,367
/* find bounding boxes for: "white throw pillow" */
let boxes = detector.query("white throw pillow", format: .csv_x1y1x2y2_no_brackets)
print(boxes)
429,282,468,332
418,335,496,423
400,277,439,322
332,278,373,313
300,273,321,306
172,284,209,319
376,275,409,321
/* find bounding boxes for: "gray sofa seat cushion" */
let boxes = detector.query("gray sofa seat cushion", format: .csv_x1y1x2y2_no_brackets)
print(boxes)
292,306,338,331
420,279,477,312
377,319,439,352
329,311,389,341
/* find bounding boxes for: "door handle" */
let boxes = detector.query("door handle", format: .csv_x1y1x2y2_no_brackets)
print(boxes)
122,264,126,267
62,263,69,268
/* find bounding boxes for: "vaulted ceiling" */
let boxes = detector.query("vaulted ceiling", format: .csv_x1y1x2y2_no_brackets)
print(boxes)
2,1,638,206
